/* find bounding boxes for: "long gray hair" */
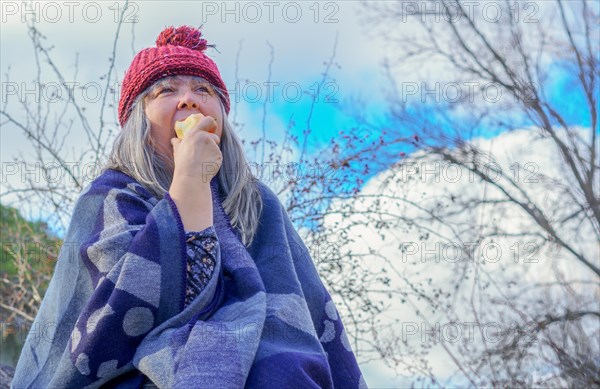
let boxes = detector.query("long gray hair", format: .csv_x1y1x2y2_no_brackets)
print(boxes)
105,76,263,246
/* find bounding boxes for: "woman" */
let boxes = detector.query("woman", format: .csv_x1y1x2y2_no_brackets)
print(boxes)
11,26,365,388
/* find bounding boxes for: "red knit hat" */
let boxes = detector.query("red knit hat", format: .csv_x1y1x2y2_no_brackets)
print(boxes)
118,25,230,127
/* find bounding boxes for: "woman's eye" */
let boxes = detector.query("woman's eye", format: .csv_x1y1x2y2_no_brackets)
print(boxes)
196,86,211,93
156,87,173,95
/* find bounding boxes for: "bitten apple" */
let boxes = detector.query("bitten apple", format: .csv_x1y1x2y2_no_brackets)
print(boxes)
174,113,206,139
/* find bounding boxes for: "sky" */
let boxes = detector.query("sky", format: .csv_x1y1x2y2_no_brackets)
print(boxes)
0,1,389,151
1,1,598,387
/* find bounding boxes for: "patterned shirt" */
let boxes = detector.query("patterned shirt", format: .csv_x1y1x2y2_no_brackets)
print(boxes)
183,225,218,307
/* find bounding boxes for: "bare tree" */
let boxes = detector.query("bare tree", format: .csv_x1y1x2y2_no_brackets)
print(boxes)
1,7,130,233
327,0,600,385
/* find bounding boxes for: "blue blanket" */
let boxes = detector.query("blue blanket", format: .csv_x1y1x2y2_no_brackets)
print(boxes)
11,169,366,388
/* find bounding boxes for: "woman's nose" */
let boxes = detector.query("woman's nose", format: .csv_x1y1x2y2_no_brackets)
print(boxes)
177,91,200,110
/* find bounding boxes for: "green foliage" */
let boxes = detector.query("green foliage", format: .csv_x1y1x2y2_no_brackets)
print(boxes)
0,203,60,277
0,203,61,324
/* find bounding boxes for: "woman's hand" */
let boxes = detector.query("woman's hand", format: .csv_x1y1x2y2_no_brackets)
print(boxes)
170,115,222,184
168,115,221,231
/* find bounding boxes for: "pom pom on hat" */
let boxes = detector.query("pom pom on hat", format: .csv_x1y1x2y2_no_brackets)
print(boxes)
118,25,230,127
155,25,208,52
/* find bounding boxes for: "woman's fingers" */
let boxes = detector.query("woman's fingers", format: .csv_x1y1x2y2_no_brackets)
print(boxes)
200,115,218,134
184,115,218,137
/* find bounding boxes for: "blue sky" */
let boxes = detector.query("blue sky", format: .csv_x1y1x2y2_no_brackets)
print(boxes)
545,61,597,129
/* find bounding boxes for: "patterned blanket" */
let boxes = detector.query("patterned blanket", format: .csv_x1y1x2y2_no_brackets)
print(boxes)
11,169,365,388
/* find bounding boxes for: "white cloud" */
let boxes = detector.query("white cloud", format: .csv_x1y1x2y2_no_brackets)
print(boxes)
321,127,599,384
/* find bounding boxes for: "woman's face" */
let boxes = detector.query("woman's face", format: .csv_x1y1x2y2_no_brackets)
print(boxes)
144,75,224,158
